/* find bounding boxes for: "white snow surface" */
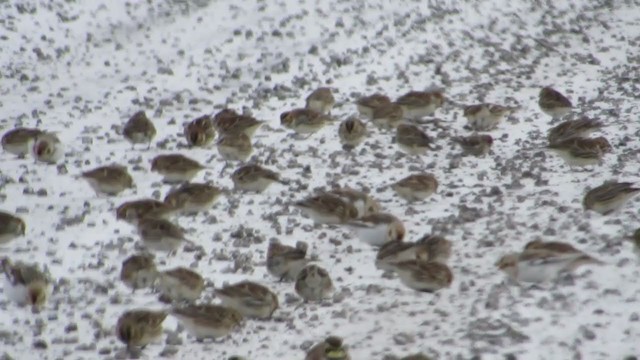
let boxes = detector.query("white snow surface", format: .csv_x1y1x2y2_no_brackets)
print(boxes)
1,0,640,359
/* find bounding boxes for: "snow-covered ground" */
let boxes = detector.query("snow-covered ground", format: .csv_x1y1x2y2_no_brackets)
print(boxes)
1,0,639,359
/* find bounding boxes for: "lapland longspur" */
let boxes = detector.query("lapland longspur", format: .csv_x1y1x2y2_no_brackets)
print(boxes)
547,117,604,144
346,213,405,247
294,193,359,224
295,264,334,302
31,132,63,164
463,103,516,131
395,124,433,155
1,127,43,156
391,173,438,201
1,258,51,309
184,115,216,147
547,136,612,167
306,87,335,114
80,165,134,196
116,199,175,225
156,267,205,302
164,182,222,213
280,108,329,135
231,164,284,192
496,248,602,283
539,87,572,118
136,218,187,254
116,309,167,350
123,111,156,149
583,181,640,215
338,117,367,150
216,280,279,319
395,90,444,119
326,188,380,218
266,239,309,281
171,304,244,341
151,154,207,183
120,254,158,291
0,211,26,245
212,109,264,138
452,134,493,156
387,259,453,292
356,93,392,119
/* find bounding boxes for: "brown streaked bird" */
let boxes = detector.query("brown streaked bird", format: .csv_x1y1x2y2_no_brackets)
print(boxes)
375,241,424,271
136,218,187,254
346,213,405,247
216,133,253,162
496,248,602,283
583,181,640,215
306,87,336,114
338,117,366,150
294,193,359,224
387,260,453,292
395,90,445,119
538,87,572,118
120,254,158,291
0,211,26,245
295,264,334,302
266,239,310,281
356,93,392,119
371,102,404,129
326,188,380,218
116,309,167,350
305,336,351,360
31,132,63,164
116,199,175,225
416,234,453,264
1,127,43,156
452,134,493,156
156,267,205,303
216,280,279,319
1,258,51,309
391,173,439,201
547,136,612,167
80,165,134,196
395,124,433,155
280,108,329,135
163,182,223,214
151,154,207,183
231,164,284,192
547,117,604,144
171,304,244,341
123,111,157,149
184,115,216,147
463,103,516,131
212,109,264,138
524,239,598,257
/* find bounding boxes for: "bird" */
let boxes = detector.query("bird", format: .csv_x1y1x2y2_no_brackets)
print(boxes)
231,164,285,192
463,103,516,131
212,109,264,138
547,117,604,144
163,182,222,214
171,304,244,341
215,280,279,319
1,258,51,309
356,93,392,119
524,239,600,258
583,181,640,215
375,241,426,271
387,260,453,292
395,124,433,155
547,136,612,167
371,102,403,129
496,248,602,284
306,87,335,114
391,173,439,201
305,336,351,360
120,254,158,291
122,111,156,149
346,212,405,247
184,115,216,147
452,134,493,156
80,165,134,196
280,108,329,135
115,199,175,225
326,188,380,218
150,154,207,183
415,234,453,264
1,127,43,156
266,239,309,281
216,133,253,162
295,264,334,302
136,218,188,254
156,267,205,303
338,117,366,150
31,132,63,164
395,90,444,119
115,309,167,350
0,211,26,245
294,193,359,224
538,87,572,118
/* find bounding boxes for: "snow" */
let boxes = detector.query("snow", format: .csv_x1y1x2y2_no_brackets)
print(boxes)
1,0,640,359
